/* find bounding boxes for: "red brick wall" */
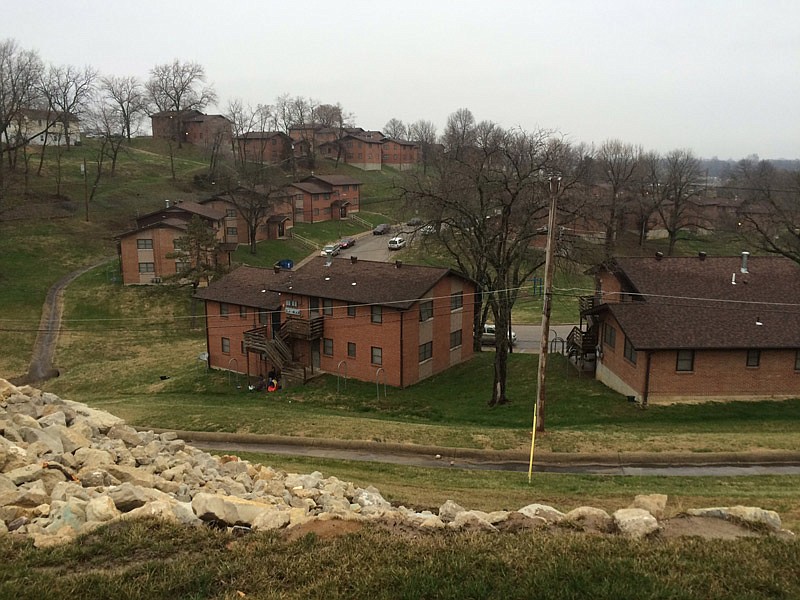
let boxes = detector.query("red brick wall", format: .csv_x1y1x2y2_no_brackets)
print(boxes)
597,314,800,402
204,300,273,377
120,226,182,285
238,135,293,165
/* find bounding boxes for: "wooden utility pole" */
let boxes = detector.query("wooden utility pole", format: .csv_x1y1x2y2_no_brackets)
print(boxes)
528,175,560,482
82,157,89,222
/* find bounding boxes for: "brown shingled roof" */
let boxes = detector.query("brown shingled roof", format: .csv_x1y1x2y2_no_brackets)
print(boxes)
266,257,466,310
306,174,362,186
599,255,800,350
194,266,286,310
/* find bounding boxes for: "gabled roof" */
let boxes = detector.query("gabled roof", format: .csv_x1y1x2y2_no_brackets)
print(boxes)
237,131,290,140
117,218,188,239
137,201,225,224
194,265,286,310
305,174,361,187
382,137,418,147
266,257,468,310
289,182,330,195
150,109,204,119
597,255,800,350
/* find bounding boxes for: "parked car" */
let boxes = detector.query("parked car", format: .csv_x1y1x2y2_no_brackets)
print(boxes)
480,324,518,346
406,217,423,226
373,223,391,235
320,243,341,257
388,236,406,250
274,258,294,270
338,236,356,249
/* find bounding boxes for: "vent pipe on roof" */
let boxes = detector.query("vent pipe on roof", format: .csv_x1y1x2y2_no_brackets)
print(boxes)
655,252,663,261
165,199,171,208
351,255,358,264
698,251,707,260
741,251,750,274
395,260,402,268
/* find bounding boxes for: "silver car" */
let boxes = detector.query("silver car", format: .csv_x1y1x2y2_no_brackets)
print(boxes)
480,324,517,346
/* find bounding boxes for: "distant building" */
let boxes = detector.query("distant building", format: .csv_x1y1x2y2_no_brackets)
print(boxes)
285,174,361,223
150,110,232,150
2,108,81,147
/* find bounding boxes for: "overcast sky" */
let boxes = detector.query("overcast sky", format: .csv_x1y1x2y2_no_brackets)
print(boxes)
7,0,799,160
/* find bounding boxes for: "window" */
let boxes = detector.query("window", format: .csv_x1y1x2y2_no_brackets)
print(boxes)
419,341,433,363
746,349,760,368
450,329,463,349
240,306,247,319
795,350,800,371
137,239,153,249
371,346,382,365
220,303,229,317
323,338,333,356
347,304,356,317
221,337,230,353
138,262,155,273
258,311,268,325
676,349,694,372
371,305,382,323
323,299,333,316
419,300,433,322
450,291,463,311
226,227,238,237
226,209,236,218
603,324,616,348
623,337,637,364
348,342,356,358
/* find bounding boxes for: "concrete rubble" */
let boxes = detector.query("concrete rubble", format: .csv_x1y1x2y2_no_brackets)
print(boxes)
0,378,793,548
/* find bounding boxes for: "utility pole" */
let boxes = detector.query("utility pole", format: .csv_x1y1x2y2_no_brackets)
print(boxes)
82,157,89,222
528,175,560,482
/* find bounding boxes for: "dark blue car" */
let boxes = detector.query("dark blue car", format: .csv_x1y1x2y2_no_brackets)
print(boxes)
274,258,294,270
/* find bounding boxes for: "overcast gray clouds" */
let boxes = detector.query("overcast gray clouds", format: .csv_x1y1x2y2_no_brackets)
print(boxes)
6,0,799,159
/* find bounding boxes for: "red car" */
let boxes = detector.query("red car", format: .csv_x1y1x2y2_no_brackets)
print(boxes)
338,236,356,249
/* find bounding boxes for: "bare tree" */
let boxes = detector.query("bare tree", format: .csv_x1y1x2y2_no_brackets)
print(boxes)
733,160,800,265
402,111,568,406
145,60,217,147
408,119,437,174
225,180,288,255
99,75,148,141
41,63,97,150
383,117,407,139
632,150,663,246
596,139,641,257
656,148,703,255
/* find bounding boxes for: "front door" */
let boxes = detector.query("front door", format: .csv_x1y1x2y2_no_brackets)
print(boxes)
309,297,319,315
311,340,320,370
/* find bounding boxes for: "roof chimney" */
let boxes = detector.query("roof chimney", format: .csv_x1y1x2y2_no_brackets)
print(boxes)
395,260,403,268
740,251,750,274
350,255,358,264
273,266,280,274
698,251,707,260
655,252,663,261
165,199,171,208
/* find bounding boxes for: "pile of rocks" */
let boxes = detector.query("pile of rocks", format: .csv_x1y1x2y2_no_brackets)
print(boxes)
0,378,791,548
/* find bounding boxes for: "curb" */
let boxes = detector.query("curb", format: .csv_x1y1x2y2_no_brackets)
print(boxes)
144,429,800,468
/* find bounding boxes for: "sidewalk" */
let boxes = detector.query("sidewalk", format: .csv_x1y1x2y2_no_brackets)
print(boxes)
149,428,800,471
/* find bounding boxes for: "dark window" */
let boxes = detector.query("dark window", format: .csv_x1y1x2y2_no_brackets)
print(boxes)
603,324,616,348
676,349,694,372
371,346,382,365
138,262,154,273
323,338,333,356
450,291,463,311
239,306,247,319
226,227,237,237
137,239,153,249
796,350,800,371
323,299,333,316
347,304,356,317
258,311,268,325
348,342,356,358
226,209,236,218
623,337,637,364
220,303,229,317
746,349,760,367
221,337,230,353
371,305,382,323
419,300,433,322
419,341,433,362
450,329,463,349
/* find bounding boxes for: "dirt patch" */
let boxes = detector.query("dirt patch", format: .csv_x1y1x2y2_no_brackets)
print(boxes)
281,519,365,542
659,515,760,540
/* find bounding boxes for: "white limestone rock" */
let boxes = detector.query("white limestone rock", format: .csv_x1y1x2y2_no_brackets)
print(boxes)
613,508,660,539
518,503,565,523
564,506,614,532
687,506,782,532
438,499,466,522
631,494,668,519
192,492,276,527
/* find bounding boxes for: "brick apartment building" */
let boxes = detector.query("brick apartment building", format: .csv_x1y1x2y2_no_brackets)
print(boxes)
150,110,232,150
117,201,232,285
381,137,419,170
285,174,361,223
199,188,294,246
235,131,293,166
576,254,800,404
195,258,476,388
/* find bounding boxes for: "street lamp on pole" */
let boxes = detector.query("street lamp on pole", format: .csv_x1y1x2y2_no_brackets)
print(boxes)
528,175,561,483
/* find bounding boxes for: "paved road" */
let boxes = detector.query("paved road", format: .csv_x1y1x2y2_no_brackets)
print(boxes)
192,439,800,477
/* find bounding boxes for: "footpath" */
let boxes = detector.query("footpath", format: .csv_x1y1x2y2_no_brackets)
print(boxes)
148,429,800,475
